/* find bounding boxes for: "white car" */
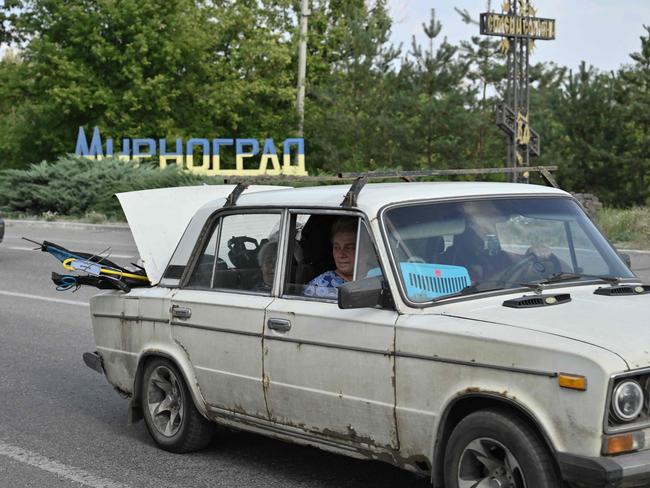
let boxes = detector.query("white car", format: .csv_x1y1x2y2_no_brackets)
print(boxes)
86,182,650,488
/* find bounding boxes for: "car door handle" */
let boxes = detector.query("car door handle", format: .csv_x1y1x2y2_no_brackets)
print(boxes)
171,306,192,319
267,318,291,332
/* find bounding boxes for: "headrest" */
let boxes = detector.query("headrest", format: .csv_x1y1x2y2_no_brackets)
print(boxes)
227,236,259,269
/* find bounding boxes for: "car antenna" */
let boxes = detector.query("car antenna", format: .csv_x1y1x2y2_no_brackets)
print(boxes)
341,176,367,208
224,182,250,207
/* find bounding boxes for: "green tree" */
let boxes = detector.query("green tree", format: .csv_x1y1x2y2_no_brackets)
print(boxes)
0,0,298,168
304,0,401,172
0,50,29,168
0,0,23,44
542,63,633,204
398,9,471,169
619,25,650,204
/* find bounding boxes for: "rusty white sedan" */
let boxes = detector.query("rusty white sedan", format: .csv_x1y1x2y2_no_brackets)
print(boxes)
85,181,650,488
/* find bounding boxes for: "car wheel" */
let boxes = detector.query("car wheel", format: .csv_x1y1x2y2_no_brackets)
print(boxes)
141,358,214,453
444,408,560,488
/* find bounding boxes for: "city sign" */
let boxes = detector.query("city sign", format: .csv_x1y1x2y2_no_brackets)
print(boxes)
481,13,556,40
480,0,555,182
75,127,308,177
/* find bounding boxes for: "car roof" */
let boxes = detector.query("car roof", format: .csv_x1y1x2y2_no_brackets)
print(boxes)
159,182,570,288
206,182,569,217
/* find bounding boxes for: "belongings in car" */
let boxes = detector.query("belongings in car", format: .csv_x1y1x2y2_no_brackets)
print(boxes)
24,237,150,292
399,262,471,301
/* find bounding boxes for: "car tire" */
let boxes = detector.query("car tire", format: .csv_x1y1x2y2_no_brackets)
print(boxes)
141,358,214,453
444,408,560,488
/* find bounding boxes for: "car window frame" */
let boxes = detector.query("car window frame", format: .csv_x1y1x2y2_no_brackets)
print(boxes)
180,207,286,296
379,193,638,309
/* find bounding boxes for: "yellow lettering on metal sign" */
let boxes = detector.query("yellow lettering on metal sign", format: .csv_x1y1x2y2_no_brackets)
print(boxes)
517,0,525,14
499,38,510,55
517,112,531,145
482,12,555,40
158,152,307,176
258,152,282,173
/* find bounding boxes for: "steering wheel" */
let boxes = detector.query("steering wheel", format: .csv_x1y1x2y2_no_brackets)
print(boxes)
496,252,562,287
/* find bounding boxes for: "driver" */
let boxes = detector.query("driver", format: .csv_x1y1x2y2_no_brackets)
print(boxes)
442,219,556,285
441,220,517,283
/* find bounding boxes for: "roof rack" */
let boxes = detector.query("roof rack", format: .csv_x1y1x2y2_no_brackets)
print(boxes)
223,182,249,207
341,176,367,208
223,165,559,188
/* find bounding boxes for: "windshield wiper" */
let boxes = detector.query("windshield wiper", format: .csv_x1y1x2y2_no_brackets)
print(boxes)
432,283,505,301
520,272,621,292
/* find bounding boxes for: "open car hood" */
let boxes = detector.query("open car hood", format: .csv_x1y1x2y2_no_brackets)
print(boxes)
117,185,288,285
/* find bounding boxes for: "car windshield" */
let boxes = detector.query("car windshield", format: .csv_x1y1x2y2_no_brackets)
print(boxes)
382,197,635,303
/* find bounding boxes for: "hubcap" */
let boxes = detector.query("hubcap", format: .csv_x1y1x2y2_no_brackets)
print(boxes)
146,365,184,437
457,437,526,488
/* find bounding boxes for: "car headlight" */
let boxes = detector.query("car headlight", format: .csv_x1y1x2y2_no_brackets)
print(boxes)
612,380,644,421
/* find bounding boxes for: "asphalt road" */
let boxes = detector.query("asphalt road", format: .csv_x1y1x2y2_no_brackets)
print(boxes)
1,220,649,488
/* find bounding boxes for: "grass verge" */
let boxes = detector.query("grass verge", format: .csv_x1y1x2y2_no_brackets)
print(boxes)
598,207,650,250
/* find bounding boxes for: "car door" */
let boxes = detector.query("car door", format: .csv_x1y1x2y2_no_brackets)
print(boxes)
170,210,283,420
262,211,399,450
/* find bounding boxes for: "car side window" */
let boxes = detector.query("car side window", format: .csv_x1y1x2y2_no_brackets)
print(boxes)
283,213,383,300
187,212,282,293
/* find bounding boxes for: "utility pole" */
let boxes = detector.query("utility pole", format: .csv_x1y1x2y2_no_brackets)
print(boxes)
296,0,309,138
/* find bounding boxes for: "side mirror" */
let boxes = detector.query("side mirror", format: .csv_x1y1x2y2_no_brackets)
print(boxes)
338,276,390,309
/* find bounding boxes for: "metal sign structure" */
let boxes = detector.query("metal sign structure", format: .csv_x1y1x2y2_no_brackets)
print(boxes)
480,1,555,182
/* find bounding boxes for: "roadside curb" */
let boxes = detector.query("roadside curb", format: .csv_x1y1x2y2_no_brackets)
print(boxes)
5,219,130,231
619,248,650,255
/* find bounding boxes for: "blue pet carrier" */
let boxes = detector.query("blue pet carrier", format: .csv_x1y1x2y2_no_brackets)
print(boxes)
399,262,471,301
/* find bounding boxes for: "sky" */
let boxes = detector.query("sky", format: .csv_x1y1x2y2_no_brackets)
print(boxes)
388,0,650,72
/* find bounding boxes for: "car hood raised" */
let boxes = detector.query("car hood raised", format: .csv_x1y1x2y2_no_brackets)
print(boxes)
117,185,288,285
437,284,650,370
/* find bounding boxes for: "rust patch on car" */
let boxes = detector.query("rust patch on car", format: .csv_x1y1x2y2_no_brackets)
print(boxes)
320,424,381,448
231,403,251,416
361,448,432,472
260,414,426,472
391,322,401,450
120,317,129,351
173,338,192,363
461,387,517,401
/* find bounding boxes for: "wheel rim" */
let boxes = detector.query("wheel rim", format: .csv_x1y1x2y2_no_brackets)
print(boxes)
146,365,184,438
457,437,527,488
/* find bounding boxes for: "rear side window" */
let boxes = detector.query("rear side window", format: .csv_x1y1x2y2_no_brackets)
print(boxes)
187,212,282,293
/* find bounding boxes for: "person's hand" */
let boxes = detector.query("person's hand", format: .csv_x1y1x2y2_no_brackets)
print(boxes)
526,244,552,259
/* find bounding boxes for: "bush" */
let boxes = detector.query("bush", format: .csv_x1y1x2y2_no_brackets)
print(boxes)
0,155,222,219
598,207,650,247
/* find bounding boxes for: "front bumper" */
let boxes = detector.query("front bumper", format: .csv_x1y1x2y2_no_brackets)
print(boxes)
558,450,650,488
